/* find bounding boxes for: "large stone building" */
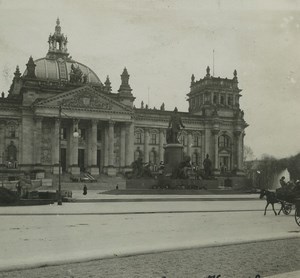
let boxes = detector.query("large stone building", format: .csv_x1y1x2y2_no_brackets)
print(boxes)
0,19,248,178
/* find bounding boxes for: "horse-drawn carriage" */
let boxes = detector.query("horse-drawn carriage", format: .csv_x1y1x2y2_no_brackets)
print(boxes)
260,186,299,214
260,184,300,227
295,199,300,227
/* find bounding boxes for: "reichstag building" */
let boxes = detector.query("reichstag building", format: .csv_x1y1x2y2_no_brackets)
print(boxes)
0,19,248,177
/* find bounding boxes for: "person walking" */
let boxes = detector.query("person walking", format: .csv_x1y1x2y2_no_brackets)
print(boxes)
83,184,87,195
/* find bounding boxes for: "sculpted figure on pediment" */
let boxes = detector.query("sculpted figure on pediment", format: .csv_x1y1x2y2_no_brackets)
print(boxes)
62,92,112,110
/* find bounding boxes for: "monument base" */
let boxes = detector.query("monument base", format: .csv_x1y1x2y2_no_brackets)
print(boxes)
70,165,80,175
107,166,116,177
164,143,184,176
88,166,99,176
52,165,61,175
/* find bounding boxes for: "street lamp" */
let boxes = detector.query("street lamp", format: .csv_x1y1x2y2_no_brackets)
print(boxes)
57,106,62,205
57,106,80,205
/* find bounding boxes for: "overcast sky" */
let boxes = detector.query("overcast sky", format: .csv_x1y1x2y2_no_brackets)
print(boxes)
0,0,299,159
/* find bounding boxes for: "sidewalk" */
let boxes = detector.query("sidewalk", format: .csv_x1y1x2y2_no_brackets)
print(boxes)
266,270,300,278
70,190,259,201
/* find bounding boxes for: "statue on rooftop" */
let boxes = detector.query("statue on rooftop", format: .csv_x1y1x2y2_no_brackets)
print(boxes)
70,64,83,83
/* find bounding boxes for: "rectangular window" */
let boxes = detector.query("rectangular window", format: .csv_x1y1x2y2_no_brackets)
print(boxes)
79,129,86,140
60,128,67,140
204,93,210,103
193,136,200,147
213,94,217,104
135,133,142,144
151,133,157,145
220,95,225,105
97,129,101,141
9,126,16,138
228,95,233,105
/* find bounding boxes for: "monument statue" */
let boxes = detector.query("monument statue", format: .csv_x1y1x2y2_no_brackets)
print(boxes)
167,107,185,144
203,154,212,178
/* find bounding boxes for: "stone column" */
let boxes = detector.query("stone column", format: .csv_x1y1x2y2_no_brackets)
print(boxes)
187,132,193,157
201,131,205,168
52,118,60,174
107,120,116,176
125,122,134,167
104,124,109,168
21,116,35,169
159,129,165,162
144,128,149,163
212,129,220,174
0,121,5,165
234,131,245,174
89,120,99,175
108,121,115,166
204,128,210,160
234,130,241,170
120,124,126,167
34,117,42,166
70,119,80,175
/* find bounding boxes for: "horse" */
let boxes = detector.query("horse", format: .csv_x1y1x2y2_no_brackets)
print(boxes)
259,189,284,216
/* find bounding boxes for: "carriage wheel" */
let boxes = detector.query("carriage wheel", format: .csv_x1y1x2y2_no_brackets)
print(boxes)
295,208,300,227
283,204,292,215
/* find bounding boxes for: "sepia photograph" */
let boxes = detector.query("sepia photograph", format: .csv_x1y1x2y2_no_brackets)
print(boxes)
0,0,300,277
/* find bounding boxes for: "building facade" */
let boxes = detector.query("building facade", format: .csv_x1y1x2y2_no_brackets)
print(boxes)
0,19,248,177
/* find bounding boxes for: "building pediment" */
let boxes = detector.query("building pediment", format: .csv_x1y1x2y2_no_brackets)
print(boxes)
33,85,132,114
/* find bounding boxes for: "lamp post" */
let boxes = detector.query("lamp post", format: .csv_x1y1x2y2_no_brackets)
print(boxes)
57,105,80,205
57,105,62,205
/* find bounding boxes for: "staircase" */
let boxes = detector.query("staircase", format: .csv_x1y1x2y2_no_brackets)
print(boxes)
37,173,126,191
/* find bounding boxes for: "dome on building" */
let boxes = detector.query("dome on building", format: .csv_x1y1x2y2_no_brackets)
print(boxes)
24,57,101,84
23,18,101,84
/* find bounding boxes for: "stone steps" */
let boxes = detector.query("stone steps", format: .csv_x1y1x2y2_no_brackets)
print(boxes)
37,176,126,191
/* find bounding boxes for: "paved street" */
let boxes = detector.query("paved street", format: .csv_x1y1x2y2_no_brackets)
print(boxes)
0,194,299,277
1,238,299,278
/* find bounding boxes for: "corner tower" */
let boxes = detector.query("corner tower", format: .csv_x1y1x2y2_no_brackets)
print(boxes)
187,67,241,118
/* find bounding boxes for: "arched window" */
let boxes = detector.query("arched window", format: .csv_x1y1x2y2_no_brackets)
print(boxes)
218,135,231,148
9,125,16,138
134,149,143,161
193,134,201,147
7,141,17,162
151,133,157,144
134,131,143,144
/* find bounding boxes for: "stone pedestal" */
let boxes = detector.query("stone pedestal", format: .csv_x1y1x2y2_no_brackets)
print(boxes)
88,166,99,176
213,169,221,176
70,165,80,175
52,165,62,175
107,166,116,177
164,143,184,175
235,169,245,176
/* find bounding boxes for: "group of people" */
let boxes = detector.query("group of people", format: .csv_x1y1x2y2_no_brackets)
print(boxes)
279,176,300,192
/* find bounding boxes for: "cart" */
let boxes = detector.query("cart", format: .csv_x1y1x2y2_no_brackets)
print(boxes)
295,199,300,227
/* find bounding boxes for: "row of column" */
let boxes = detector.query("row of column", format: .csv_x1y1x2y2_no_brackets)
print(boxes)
0,121,4,164
102,121,134,168
141,129,202,164
32,117,244,172
141,129,165,164
203,129,244,171
37,118,135,173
